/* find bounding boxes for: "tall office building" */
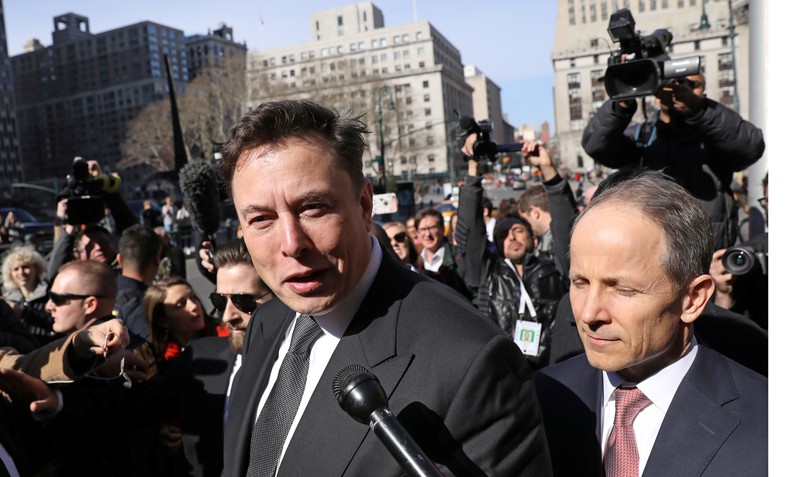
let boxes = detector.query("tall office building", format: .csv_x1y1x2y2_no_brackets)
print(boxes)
464,64,514,145
552,0,751,172
186,24,247,80
0,0,23,195
11,13,189,190
248,2,476,184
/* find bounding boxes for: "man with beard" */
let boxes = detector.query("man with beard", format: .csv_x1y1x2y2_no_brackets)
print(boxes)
457,139,568,369
581,73,765,249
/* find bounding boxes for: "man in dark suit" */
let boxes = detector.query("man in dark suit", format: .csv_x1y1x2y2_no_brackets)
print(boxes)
219,99,551,476
534,170,767,476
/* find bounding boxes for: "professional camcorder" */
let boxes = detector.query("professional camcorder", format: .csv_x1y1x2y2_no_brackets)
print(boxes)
63,156,121,225
722,234,768,276
459,116,522,162
603,8,701,100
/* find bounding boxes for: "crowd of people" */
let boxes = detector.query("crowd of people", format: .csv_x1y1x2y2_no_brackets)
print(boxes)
0,72,768,477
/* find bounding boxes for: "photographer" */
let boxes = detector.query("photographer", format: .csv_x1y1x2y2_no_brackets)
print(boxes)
47,159,138,281
710,172,768,329
581,72,764,249
458,136,567,369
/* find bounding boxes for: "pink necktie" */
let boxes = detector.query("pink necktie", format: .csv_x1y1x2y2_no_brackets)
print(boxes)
604,387,652,477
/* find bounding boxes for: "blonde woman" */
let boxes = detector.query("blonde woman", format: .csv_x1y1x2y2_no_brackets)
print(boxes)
2,245,57,344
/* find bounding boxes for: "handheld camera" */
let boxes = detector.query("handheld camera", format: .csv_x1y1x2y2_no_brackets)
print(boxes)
459,116,522,162
603,8,701,100
63,157,121,225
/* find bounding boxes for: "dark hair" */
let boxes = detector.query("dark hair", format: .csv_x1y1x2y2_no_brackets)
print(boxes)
414,208,444,229
517,184,549,213
144,276,215,357
212,238,268,290
574,169,714,290
496,198,518,221
481,197,494,214
221,99,369,193
72,224,114,260
492,213,534,258
118,225,162,272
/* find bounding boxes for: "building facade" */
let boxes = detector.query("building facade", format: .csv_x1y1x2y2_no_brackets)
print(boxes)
247,2,476,185
0,0,23,195
552,0,752,172
464,64,514,145
11,13,189,191
186,24,247,80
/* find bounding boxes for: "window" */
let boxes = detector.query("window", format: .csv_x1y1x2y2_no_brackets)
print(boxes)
405,97,413,105
423,80,429,88
424,108,431,116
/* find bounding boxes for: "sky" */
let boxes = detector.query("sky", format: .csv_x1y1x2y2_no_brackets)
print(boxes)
2,0,557,129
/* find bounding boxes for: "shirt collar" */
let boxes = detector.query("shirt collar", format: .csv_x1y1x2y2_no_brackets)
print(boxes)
602,336,698,413
305,234,383,339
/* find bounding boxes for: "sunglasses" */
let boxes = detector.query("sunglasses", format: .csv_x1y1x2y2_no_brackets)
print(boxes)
391,231,408,243
209,291,270,315
49,291,106,307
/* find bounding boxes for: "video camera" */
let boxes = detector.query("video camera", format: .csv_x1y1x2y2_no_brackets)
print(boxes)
459,116,522,162
603,8,701,100
63,156,121,225
722,234,768,276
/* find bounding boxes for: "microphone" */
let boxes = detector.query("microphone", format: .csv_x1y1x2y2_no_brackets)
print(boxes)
333,365,444,477
178,160,221,254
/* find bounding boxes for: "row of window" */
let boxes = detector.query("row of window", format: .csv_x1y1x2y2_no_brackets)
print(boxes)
568,0,699,26
270,31,426,66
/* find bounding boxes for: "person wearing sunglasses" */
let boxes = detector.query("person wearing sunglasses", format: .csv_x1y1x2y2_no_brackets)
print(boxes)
381,222,421,273
45,260,118,335
582,72,765,250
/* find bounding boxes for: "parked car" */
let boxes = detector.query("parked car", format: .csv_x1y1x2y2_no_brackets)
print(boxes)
0,207,54,255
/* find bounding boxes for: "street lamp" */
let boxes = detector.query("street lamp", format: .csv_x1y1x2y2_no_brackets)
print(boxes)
375,85,395,194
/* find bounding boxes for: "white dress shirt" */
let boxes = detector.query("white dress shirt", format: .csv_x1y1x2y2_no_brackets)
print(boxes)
601,337,698,476
254,235,383,473
421,245,445,272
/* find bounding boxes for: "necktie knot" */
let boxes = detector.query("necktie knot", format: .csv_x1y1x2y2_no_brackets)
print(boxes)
614,387,652,427
289,314,324,354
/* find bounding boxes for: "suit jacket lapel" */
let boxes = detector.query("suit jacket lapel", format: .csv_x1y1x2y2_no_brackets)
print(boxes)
225,301,295,477
642,347,741,476
278,255,415,477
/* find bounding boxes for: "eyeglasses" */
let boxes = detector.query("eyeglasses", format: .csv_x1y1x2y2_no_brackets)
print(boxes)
390,231,408,243
417,226,441,234
209,291,270,315
48,291,106,307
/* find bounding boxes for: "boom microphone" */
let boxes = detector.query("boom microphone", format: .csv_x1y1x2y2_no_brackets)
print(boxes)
178,159,221,244
332,365,444,477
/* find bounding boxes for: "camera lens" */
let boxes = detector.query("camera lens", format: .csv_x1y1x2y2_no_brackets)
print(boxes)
722,247,754,275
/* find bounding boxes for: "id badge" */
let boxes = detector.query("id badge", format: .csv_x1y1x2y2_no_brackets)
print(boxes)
514,320,542,357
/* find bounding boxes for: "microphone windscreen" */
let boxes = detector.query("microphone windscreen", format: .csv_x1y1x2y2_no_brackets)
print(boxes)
179,160,221,237
332,364,370,403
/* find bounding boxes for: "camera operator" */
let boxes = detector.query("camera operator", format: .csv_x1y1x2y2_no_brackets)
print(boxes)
458,135,568,369
581,73,765,249
710,171,768,330
47,159,138,282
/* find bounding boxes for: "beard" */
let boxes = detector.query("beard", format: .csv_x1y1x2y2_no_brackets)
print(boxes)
227,324,246,354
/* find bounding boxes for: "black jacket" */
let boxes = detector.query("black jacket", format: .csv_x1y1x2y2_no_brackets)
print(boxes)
582,98,765,248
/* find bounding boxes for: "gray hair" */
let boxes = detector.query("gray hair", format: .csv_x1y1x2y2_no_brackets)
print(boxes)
573,169,714,290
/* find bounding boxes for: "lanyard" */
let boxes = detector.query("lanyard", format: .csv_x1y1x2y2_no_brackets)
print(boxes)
504,258,536,318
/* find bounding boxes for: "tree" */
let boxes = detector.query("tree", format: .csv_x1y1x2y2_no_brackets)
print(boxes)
120,55,247,171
